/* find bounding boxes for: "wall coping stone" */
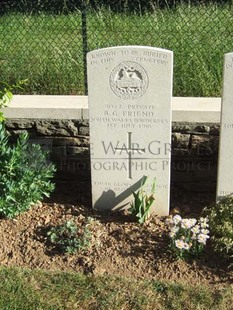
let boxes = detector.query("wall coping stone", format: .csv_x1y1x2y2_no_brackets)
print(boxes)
1,95,221,123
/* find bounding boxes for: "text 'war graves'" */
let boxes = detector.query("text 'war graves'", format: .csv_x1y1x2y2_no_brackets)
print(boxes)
87,46,173,215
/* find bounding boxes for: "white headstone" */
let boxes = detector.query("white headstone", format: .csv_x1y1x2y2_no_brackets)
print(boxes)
87,46,173,215
217,52,233,200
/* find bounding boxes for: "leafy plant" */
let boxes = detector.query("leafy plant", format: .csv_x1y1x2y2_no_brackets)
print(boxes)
0,123,56,218
129,177,156,224
166,215,210,260
0,88,12,123
47,219,92,254
0,79,55,218
0,80,27,122
203,197,233,265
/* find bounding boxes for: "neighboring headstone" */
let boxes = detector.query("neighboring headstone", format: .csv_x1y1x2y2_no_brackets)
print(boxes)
217,52,233,201
87,46,173,215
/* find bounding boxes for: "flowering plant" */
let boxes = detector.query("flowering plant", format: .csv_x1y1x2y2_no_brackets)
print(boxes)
166,215,209,259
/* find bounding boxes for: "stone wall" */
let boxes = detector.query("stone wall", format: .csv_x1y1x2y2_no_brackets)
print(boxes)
171,122,219,192
5,119,219,191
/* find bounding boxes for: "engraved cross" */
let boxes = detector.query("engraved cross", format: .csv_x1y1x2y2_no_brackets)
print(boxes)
114,132,145,179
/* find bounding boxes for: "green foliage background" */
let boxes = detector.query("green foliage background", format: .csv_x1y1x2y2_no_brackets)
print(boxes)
1,0,230,14
0,123,56,218
0,1,232,96
205,197,233,265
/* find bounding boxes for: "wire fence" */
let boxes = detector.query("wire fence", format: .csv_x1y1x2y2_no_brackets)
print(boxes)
0,0,232,96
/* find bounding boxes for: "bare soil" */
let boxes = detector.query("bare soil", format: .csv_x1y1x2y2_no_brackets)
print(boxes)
0,177,232,288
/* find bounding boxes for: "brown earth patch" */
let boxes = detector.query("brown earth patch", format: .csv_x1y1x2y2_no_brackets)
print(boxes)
0,177,232,288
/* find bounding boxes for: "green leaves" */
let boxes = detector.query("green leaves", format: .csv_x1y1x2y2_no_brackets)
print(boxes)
0,89,13,109
0,80,28,122
204,197,233,265
0,123,56,218
0,80,55,218
129,177,156,224
47,219,92,254
0,86,12,122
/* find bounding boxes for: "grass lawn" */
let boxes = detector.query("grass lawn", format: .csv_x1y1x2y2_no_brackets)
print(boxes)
0,4,232,96
0,266,232,310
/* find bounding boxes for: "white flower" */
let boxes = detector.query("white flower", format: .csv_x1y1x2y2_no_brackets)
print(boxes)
200,217,209,223
199,217,209,228
165,217,174,227
175,239,185,249
169,231,176,238
172,214,182,225
191,233,197,240
175,239,191,250
201,228,209,235
197,233,210,244
183,242,191,250
181,218,195,229
189,218,197,227
191,224,200,234
169,226,179,238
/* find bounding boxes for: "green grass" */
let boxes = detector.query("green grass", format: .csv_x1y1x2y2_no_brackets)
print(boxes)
0,266,232,309
0,4,232,96
0,12,85,95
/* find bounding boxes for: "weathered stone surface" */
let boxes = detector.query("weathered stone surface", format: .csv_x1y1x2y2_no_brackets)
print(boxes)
87,46,173,215
217,52,233,200
172,133,190,149
3,116,220,192
194,125,210,133
52,137,89,147
172,122,216,134
191,135,219,156
79,120,89,127
5,119,35,129
172,123,193,133
209,124,220,135
79,126,89,136
8,129,36,139
36,120,78,136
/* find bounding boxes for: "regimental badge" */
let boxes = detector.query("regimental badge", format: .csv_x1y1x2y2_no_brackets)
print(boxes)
109,61,148,100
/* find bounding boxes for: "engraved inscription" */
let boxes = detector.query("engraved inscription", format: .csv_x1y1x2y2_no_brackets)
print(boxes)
114,132,145,179
109,61,148,100
224,123,233,128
